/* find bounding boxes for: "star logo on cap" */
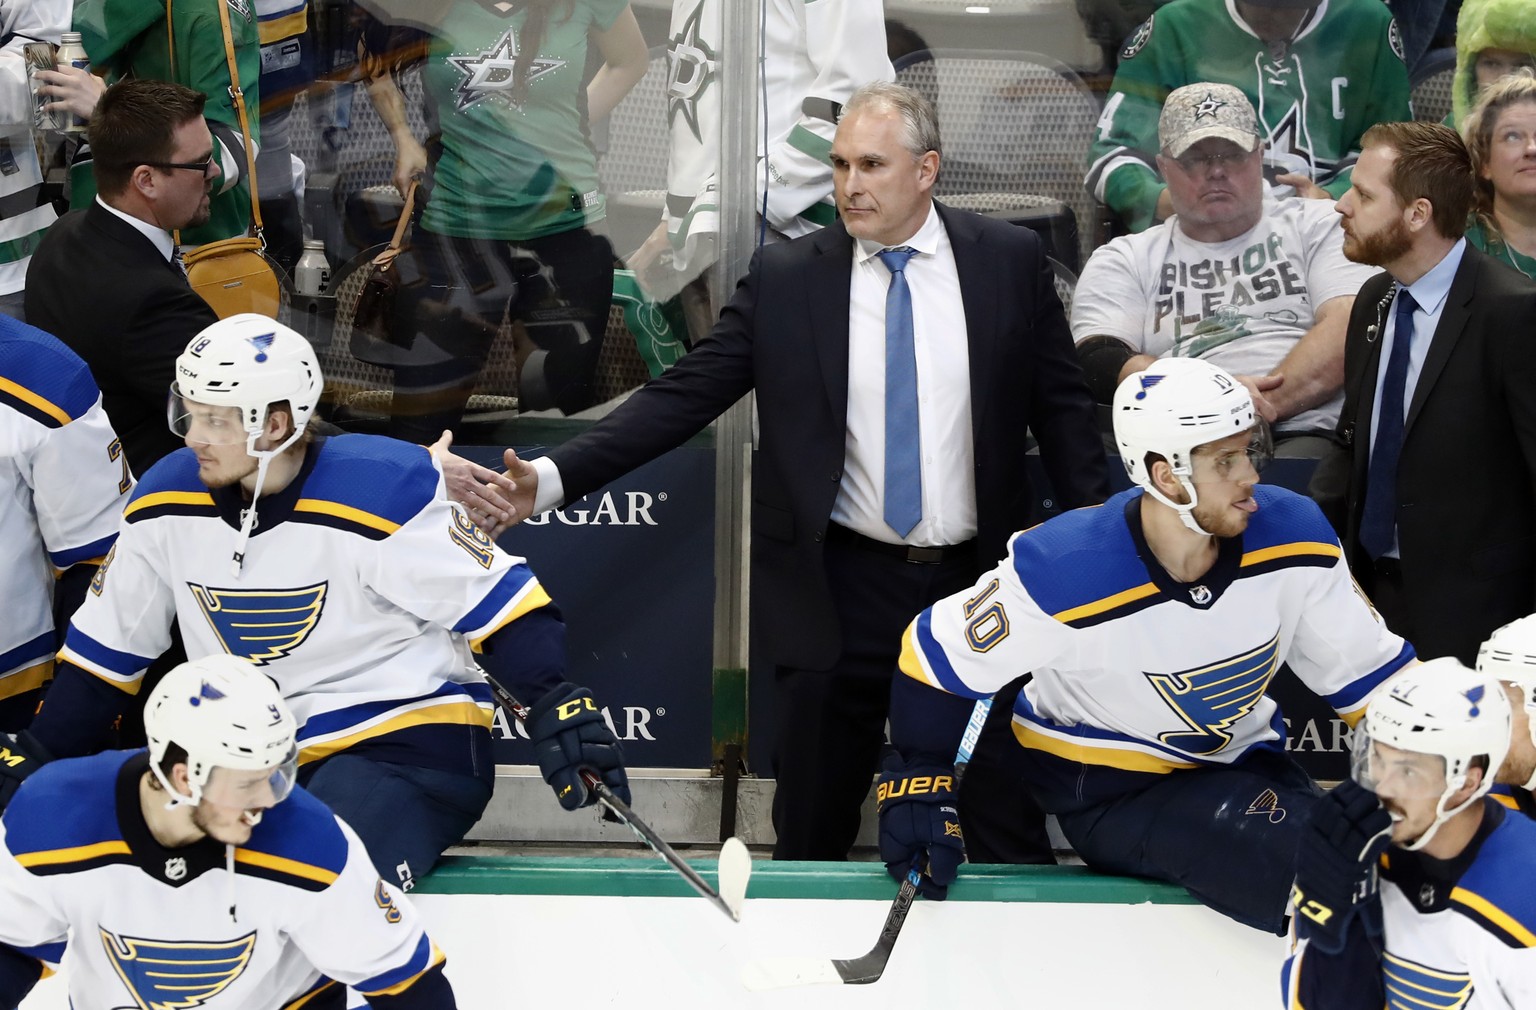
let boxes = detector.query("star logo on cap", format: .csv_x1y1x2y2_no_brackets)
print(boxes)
1193,91,1226,121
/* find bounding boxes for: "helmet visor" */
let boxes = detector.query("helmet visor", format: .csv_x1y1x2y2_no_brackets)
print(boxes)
1187,420,1273,485
200,745,299,811
1350,727,1449,800
168,383,248,445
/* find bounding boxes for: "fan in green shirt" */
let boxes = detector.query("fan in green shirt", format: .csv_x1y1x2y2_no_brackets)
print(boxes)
67,0,262,246
1463,70,1536,281
1087,0,1410,233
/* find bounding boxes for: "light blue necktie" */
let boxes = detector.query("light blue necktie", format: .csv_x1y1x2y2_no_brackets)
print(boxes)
878,246,921,538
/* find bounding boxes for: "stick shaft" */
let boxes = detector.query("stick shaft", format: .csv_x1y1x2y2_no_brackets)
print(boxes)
488,680,736,919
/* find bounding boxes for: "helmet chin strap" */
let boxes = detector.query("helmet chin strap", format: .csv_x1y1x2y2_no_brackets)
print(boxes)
1145,477,1217,537
1401,777,1478,852
230,423,305,577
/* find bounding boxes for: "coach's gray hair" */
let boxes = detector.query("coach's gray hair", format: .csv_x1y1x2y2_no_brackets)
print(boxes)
841,82,942,161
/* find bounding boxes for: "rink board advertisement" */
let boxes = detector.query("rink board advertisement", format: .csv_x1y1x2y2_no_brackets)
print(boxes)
470,443,716,769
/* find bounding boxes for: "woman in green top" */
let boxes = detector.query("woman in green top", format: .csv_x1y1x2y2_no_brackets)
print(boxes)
1463,70,1536,280
363,0,646,440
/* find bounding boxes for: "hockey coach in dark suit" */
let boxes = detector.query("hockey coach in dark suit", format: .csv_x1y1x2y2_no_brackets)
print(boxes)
1321,120,1536,665
491,81,1110,860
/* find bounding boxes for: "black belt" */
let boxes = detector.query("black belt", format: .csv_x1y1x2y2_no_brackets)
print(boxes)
1372,556,1403,579
827,523,975,565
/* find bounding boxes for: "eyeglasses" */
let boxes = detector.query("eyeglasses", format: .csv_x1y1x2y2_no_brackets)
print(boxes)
1168,149,1253,173
142,151,216,175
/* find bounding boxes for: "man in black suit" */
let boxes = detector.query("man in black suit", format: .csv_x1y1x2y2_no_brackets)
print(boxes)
1323,120,1536,664
26,79,219,478
479,82,1110,860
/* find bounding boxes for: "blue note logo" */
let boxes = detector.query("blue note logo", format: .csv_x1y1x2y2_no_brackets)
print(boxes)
100,928,256,1008
187,582,327,664
1383,951,1472,1010
1146,633,1280,756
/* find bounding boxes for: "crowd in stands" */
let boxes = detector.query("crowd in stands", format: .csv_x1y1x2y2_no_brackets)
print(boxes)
5,1,1536,1000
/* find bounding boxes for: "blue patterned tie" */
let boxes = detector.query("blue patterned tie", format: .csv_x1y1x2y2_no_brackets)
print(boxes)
878,246,921,539
1359,289,1419,559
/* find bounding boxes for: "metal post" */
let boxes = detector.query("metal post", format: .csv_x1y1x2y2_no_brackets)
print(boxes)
708,0,761,836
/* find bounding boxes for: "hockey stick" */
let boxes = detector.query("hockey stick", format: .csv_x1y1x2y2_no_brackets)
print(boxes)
740,698,994,989
487,679,751,921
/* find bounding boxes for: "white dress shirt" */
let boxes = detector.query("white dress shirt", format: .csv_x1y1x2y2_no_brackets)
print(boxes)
835,203,974,546
1367,237,1466,559
530,204,976,547
96,195,178,266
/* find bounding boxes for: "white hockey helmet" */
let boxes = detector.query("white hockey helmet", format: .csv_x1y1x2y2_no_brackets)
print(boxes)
169,314,322,455
1476,614,1536,789
168,315,324,576
144,653,299,816
1112,357,1265,534
1351,658,1511,851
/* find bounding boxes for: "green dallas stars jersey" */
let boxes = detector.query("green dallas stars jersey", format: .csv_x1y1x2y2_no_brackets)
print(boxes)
420,0,627,241
1087,0,1410,233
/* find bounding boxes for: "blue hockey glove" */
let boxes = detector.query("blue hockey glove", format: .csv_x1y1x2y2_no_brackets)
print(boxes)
1291,780,1393,954
876,756,964,900
527,683,630,812
0,731,52,811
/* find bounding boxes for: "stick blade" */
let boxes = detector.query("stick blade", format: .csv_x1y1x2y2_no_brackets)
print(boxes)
717,837,751,921
739,957,843,991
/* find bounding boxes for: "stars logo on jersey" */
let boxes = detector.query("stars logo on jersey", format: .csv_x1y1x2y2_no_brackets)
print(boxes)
100,928,257,1009
188,582,327,664
1388,19,1405,63
667,1,719,143
1382,951,1472,1010
447,29,566,111
1146,633,1280,756
1121,15,1153,61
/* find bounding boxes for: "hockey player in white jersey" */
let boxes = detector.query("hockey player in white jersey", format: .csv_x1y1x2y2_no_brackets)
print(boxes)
0,317,130,733
879,356,1412,932
1477,615,1536,817
1283,659,1536,1009
0,654,458,1008
0,315,628,893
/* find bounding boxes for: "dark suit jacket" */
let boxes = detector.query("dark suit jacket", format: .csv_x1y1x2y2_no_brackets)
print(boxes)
550,203,1111,670
1321,245,1536,663
26,201,218,477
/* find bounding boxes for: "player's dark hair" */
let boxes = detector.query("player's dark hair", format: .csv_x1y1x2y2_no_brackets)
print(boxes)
88,79,208,198
150,742,190,790
1360,121,1474,242
1463,70,1536,226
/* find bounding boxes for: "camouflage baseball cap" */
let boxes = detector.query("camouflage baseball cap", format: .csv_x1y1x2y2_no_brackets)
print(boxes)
1158,83,1262,158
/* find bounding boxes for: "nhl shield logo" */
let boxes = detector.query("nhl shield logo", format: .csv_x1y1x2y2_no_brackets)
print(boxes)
164,857,188,881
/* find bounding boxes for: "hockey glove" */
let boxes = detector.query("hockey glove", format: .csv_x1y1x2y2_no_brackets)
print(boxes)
876,756,964,900
0,731,52,811
527,683,631,812
1291,779,1393,954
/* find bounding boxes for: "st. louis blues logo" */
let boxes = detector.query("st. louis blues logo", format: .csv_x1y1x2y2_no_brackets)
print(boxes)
447,29,567,111
246,332,274,363
188,582,327,664
1134,374,1165,400
1146,634,1280,756
1382,951,1473,1010
100,928,256,1008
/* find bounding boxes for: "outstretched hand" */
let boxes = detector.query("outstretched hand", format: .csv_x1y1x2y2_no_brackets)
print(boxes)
430,430,520,536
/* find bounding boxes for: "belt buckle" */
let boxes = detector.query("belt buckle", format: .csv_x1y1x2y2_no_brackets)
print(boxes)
905,545,945,565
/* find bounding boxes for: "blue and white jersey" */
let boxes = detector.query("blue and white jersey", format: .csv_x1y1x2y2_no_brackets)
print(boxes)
60,434,552,768
0,318,128,712
898,486,1412,807
1283,802,1536,1009
0,750,444,1008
